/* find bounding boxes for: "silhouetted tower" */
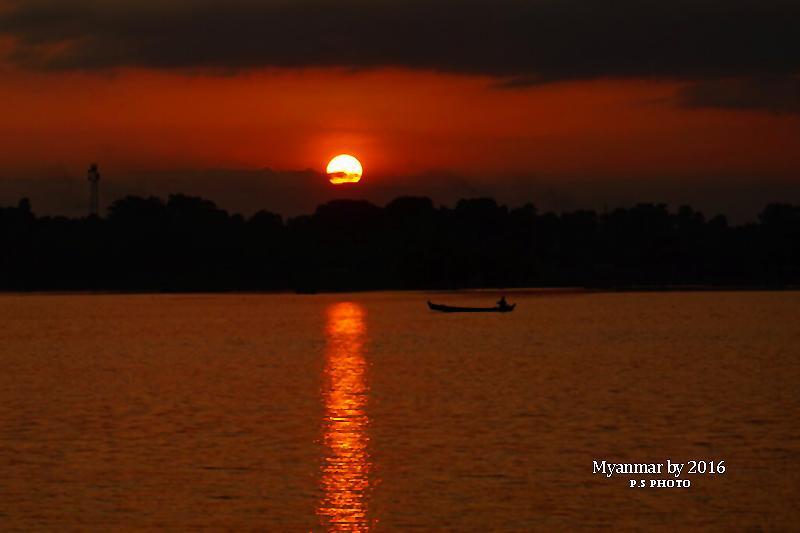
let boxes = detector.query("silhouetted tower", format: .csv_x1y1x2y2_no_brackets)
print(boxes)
87,164,100,216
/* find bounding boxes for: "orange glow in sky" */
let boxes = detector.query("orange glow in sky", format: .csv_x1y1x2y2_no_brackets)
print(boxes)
1,68,800,182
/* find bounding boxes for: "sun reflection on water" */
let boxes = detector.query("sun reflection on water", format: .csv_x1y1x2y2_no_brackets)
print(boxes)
318,302,374,532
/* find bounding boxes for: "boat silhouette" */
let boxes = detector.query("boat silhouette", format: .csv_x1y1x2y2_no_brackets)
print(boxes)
427,301,516,313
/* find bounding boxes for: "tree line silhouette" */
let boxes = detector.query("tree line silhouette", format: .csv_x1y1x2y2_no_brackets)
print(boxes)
1,194,798,292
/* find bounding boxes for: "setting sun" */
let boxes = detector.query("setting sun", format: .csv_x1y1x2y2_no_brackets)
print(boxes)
327,155,363,184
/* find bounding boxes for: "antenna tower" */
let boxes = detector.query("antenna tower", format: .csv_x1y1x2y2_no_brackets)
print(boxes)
87,164,100,216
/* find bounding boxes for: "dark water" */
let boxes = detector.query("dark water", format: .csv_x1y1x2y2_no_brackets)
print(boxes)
1,291,798,532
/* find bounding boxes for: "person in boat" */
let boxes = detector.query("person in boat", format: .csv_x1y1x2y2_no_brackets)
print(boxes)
497,296,509,310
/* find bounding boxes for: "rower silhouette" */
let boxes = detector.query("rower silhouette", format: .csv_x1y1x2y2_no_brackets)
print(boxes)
497,296,509,310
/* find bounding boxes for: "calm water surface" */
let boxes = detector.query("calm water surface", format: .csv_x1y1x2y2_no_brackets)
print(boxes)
1,291,799,532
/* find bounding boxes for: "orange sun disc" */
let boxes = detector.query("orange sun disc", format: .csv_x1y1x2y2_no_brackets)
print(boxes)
327,155,362,184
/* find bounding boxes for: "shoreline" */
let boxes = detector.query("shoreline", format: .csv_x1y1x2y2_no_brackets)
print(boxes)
1,284,799,297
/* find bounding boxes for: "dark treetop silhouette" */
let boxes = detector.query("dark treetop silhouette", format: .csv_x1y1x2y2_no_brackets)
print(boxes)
1,195,798,292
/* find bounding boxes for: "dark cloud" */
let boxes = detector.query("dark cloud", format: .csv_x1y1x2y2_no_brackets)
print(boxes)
489,77,546,89
1,0,799,112
0,0,797,79
677,77,800,114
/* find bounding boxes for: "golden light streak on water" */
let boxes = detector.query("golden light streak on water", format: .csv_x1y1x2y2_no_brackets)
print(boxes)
318,302,374,532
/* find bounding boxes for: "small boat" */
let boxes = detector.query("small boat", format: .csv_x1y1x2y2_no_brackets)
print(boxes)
427,301,516,313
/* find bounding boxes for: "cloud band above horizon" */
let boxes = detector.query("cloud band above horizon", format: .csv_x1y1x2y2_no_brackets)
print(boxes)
2,0,798,76
1,1,798,87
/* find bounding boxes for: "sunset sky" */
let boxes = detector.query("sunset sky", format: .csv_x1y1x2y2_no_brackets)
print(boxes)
1,0,799,221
